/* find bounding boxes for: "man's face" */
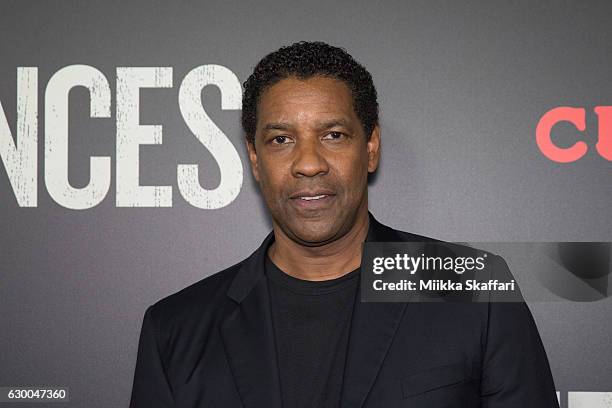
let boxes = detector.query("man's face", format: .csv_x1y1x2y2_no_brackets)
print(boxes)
246,75,380,246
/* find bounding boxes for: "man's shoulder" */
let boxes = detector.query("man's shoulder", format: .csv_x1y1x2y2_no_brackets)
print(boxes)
375,218,440,243
382,220,499,256
146,259,244,327
390,227,439,243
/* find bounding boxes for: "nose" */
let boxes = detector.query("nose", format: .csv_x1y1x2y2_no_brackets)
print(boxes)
291,137,329,178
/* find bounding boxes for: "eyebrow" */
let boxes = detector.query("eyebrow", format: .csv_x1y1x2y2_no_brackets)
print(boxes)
262,119,351,132
263,122,292,131
315,118,351,130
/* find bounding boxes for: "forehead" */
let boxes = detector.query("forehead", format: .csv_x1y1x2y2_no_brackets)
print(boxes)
256,76,357,127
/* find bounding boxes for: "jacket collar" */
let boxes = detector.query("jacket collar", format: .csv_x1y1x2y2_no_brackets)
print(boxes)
221,211,413,408
226,211,401,303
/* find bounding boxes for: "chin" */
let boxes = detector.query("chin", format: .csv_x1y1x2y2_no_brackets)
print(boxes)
290,222,338,246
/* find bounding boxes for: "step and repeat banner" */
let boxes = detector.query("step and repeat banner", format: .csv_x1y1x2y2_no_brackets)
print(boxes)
1,1,611,407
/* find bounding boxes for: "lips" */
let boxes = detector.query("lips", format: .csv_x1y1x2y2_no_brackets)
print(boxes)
289,189,337,209
298,194,328,201
289,189,336,200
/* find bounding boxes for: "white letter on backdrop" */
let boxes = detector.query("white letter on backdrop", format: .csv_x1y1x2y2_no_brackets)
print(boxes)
0,67,38,207
116,67,173,207
177,65,243,209
45,65,111,209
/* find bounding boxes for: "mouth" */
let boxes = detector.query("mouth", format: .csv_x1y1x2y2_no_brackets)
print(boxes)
296,194,330,201
289,190,337,209
290,189,336,199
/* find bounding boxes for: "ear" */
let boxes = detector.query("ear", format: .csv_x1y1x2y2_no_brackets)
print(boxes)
246,138,260,182
367,125,381,173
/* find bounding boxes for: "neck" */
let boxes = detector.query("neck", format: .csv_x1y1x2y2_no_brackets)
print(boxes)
267,206,370,281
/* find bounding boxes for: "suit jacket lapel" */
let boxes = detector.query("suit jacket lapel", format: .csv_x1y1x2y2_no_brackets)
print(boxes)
220,232,283,408
340,213,409,408
340,298,407,408
220,213,425,408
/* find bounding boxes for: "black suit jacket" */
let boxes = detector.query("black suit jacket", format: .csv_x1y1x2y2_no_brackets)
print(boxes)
130,213,559,408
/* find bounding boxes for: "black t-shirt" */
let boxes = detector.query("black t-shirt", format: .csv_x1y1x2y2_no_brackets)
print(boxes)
265,254,359,408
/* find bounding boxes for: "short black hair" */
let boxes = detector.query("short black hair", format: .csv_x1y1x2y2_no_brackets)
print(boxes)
242,41,379,144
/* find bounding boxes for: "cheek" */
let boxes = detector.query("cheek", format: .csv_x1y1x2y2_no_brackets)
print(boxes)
258,160,289,202
336,159,368,196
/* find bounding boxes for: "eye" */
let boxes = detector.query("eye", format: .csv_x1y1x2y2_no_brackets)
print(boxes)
271,135,292,144
322,131,345,140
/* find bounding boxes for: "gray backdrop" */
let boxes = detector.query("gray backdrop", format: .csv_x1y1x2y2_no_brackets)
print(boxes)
1,1,611,407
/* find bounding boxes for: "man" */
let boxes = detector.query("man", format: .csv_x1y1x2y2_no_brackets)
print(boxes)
130,41,559,407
